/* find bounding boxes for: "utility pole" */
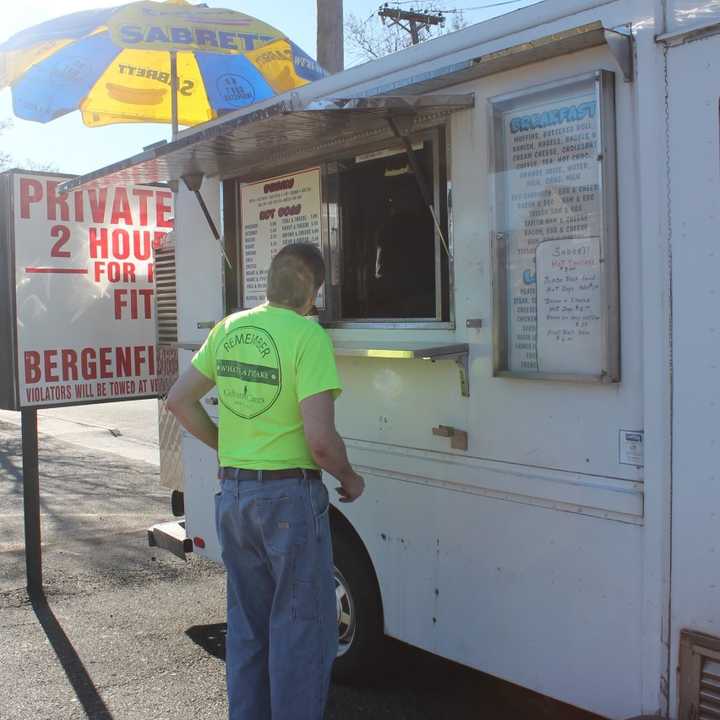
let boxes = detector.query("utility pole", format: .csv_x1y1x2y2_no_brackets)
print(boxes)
377,5,445,45
317,0,344,74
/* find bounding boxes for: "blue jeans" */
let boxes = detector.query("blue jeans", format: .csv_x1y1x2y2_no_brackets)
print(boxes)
214,473,338,720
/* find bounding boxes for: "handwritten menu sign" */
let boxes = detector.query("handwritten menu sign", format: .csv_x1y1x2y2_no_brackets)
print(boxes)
494,77,606,377
536,238,602,374
241,168,324,308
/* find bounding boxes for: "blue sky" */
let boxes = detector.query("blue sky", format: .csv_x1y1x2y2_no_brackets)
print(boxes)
0,0,536,175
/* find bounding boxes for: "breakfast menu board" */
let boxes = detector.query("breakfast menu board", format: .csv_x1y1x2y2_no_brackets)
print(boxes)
493,74,612,378
241,167,324,308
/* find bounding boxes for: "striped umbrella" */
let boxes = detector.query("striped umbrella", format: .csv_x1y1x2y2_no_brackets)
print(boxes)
0,0,326,132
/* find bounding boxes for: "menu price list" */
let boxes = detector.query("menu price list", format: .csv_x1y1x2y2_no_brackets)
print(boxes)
496,84,605,376
241,168,324,308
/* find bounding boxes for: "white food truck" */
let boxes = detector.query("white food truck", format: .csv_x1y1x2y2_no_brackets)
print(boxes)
63,1,720,717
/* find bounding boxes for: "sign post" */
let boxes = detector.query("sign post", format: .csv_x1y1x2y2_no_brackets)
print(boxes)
21,408,42,597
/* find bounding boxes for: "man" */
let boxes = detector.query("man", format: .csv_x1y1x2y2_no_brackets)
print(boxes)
167,243,365,720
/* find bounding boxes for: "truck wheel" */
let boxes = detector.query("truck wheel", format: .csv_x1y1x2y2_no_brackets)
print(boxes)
331,525,384,684
171,490,184,517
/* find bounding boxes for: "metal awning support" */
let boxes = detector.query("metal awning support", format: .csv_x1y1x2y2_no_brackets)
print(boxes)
387,115,452,260
604,28,634,83
59,94,475,193
181,173,231,268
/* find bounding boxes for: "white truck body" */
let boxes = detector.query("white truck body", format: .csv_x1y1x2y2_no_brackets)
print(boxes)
67,1,720,717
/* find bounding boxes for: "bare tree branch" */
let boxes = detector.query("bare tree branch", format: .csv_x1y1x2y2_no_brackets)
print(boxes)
0,118,57,172
345,4,468,65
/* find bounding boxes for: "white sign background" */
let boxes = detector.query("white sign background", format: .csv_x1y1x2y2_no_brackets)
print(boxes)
241,167,324,308
536,237,603,374
13,173,173,407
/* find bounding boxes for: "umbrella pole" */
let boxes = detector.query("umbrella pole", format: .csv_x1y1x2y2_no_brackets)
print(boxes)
170,51,179,140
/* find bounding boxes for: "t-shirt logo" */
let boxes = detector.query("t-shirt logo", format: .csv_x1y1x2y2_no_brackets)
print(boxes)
216,326,282,419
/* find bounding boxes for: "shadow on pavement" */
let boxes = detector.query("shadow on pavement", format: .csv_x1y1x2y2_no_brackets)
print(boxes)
186,622,227,660
31,591,114,720
184,624,603,720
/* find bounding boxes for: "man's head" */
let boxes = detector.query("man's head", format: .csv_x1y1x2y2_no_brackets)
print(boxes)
266,243,325,313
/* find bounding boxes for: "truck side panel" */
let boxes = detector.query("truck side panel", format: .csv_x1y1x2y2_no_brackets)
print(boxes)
667,30,720,715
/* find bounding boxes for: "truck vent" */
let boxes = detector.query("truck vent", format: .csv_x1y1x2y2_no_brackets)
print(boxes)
679,629,720,720
154,244,178,345
153,238,183,492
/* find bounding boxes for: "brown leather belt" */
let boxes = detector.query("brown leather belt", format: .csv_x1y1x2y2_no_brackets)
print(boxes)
218,467,321,482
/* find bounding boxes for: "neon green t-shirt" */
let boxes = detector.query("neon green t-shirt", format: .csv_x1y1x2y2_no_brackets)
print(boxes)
192,304,342,469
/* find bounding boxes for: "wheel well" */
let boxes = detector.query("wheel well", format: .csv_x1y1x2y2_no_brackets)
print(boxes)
329,504,385,626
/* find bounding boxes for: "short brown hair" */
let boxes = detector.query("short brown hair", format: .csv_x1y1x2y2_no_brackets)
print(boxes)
266,243,325,309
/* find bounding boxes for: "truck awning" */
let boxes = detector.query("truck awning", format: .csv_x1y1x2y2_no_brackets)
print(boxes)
60,94,474,192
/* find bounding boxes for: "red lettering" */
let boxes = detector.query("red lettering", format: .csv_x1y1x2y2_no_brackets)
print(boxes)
61,349,78,381
156,192,173,228
278,204,301,217
110,188,133,225
263,178,294,194
132,230,151,260
116,347,132,377
44,350,59,383
47,182,70,222
114,289,127,319
99,347,113,379
114,289,153,319
81,348,97,379
73,191,84,222
89,227,108,259
133,346,147,374
20,179,43,219
123,263,136,283
24,351,41,384
139,288,153,318
112,228,130,259
132,188,153,226
147,263,154,282
88,188,107,223
50,225,71,258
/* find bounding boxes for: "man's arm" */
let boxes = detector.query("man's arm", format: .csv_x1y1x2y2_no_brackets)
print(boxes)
300,391,364,503
166,367,218,451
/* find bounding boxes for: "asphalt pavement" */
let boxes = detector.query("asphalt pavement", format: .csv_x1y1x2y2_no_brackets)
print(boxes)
0,401,603,719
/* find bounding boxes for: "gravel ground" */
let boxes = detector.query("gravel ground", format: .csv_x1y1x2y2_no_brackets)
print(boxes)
0,413,603,720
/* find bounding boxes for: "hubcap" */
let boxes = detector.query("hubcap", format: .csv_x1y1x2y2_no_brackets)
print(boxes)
334,566,356,657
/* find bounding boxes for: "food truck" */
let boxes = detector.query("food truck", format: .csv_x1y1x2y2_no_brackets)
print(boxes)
62,0,720,716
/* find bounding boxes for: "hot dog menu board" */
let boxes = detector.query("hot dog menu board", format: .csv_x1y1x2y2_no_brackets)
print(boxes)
241,168,324,308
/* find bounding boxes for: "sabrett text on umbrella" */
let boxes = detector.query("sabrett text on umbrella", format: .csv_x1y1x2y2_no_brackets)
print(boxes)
117,64,194,96
119,25,277,51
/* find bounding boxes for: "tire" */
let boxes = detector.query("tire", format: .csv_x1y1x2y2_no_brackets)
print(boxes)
171,490,184,517
331,522,384,684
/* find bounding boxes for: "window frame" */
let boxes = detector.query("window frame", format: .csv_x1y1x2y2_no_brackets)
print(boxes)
223,124,455,330
489,69,620,383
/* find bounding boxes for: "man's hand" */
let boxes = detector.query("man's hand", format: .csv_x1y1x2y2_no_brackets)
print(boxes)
335,471,365,503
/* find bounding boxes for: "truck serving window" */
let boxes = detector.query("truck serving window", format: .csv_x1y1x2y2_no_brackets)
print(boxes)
227,130,450,325
332,133,448,324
